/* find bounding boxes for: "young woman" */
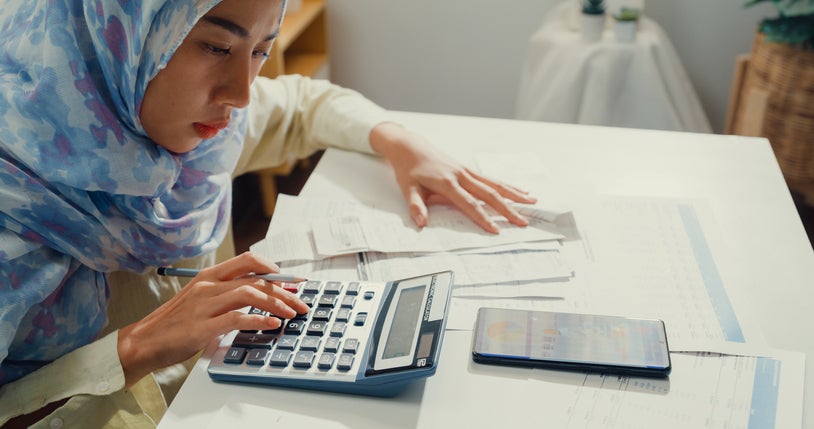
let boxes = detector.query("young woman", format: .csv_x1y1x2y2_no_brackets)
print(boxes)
0,0,535,426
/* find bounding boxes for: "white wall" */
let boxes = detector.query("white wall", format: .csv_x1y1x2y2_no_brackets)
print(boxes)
325,0,776,133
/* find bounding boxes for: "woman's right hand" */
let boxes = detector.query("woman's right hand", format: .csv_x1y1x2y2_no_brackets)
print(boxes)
117,252,309,387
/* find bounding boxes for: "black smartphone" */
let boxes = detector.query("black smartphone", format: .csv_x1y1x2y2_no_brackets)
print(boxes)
471,308,671,377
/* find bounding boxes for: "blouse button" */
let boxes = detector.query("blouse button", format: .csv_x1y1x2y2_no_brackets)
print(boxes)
49,417,63,429
96,381,110,393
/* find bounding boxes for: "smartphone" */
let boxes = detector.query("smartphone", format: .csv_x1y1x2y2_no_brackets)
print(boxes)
471,308,671,377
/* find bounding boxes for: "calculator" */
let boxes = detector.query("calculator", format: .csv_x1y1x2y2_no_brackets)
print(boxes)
207,271,454,397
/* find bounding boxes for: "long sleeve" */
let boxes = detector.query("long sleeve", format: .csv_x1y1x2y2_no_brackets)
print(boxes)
234,74,392,177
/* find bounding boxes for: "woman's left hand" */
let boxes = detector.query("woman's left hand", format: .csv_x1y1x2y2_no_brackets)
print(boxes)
369,122,537,234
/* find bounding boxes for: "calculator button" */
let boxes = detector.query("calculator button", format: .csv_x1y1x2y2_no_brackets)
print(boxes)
240,329,259,334
248,307,267,316
292,312,309,321
312,307,332,321
330,322,347,337
337,353,354,370
246,349,269,366
284,320,306,335
232,333,276,349
318,353,336,369
324,281,343,295
363,291,374,300
269,349,293,367
335,308,351,322
299,294,317,307
223,347,247,364
293,351,315,368
354,312,368,326
276,335,299,349
282,283,299,293
346,282,361,296
317,295,339,308
300,336,322,351
307,321,328,336
303,281,322,294
341,296,357,308
324,337,341,352
343,338,360,354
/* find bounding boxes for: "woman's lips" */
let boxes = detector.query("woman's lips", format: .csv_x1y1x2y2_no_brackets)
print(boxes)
193,121,229,139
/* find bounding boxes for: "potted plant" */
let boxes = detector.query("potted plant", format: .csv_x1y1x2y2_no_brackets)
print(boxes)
613,7,641,42
732,0,814,203
580,0,606,42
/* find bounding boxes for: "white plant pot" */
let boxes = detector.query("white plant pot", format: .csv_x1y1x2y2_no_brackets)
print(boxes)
580,14,606,43
614,20,638,42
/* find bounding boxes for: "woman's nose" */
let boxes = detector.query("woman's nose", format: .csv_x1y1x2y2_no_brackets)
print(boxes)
214,59,252,108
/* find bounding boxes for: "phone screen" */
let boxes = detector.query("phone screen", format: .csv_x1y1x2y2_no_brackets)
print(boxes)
472,308,671,376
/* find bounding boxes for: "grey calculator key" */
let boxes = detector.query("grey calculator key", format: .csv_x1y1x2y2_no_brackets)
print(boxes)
343,338,359,354
324,337,341,352
300,294,317,307
223,347,246,364
346,282,361,296
276,335,299,349
335,308,351,322
318,353,336,369
300,336,321,351
232,333,275,349
293,351,315,368
354,312,367,326
246,349,269,366
363,291,374,300
330,322,347,337
337,353,354,370
341,296,356,308
269,349,292,367
317,295,339,308
303,281,322,294
324,281,343,295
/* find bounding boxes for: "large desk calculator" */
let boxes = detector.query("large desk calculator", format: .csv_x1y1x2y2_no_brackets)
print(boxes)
207,271,454,397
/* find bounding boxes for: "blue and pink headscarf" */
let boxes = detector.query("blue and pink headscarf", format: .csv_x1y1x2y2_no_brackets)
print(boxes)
0,0,247,383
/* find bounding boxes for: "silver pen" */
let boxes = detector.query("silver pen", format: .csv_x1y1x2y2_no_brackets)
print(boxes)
157,267,307,283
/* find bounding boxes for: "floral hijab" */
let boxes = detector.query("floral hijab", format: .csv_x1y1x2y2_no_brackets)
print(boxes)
0,0,244,383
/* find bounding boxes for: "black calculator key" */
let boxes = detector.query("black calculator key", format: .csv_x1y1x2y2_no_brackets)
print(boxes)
346,282,361,296
337,353,354,370
223,347,247,364
293,351,315,368
330,322,347,337
276,335,299,349
246,349,269,366
343,338,360,354
324,337,341,352
324,281,343,295
300,336,321,351
293,312,309,321
232,333,276,349
363,291,374,300
239,329,259,334
341,296,356,308
284,319,306,335
306,321,328,336
300,294,317,307
248,307,267,316
312,307,332,321
303,281,322,294
335,308,351,322
317,295,339,308
354,312,368,326
269,349,293,367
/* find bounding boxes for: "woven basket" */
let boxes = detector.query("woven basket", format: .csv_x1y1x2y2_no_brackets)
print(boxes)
733,34,814,185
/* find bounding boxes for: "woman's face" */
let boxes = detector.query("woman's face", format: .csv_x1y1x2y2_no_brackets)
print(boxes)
140,0,283,154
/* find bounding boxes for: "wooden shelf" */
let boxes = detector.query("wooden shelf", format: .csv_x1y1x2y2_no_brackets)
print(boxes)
254,0,328,218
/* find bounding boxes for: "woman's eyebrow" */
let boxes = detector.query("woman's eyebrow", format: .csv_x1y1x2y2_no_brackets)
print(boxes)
202,16,278,41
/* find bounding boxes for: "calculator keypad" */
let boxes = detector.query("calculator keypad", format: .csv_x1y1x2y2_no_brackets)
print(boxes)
217,279,380,377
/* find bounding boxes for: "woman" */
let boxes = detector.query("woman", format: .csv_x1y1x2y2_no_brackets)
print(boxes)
0,0,535,427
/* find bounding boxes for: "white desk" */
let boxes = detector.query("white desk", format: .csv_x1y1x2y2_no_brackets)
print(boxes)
515,3,712,134
159,112,813,428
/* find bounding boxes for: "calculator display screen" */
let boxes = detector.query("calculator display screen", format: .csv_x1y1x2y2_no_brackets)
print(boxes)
382,285,426,359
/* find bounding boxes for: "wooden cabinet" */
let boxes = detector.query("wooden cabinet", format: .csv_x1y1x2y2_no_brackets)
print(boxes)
255,0,328,217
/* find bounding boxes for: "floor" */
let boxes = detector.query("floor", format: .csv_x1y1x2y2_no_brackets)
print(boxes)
231,153,814,255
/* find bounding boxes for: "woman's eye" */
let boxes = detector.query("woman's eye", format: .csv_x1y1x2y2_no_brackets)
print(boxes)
252,49,271,60
204,43,231,56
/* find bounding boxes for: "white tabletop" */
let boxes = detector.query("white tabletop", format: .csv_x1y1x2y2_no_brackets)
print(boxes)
159,112,813,428
515,3,712,134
